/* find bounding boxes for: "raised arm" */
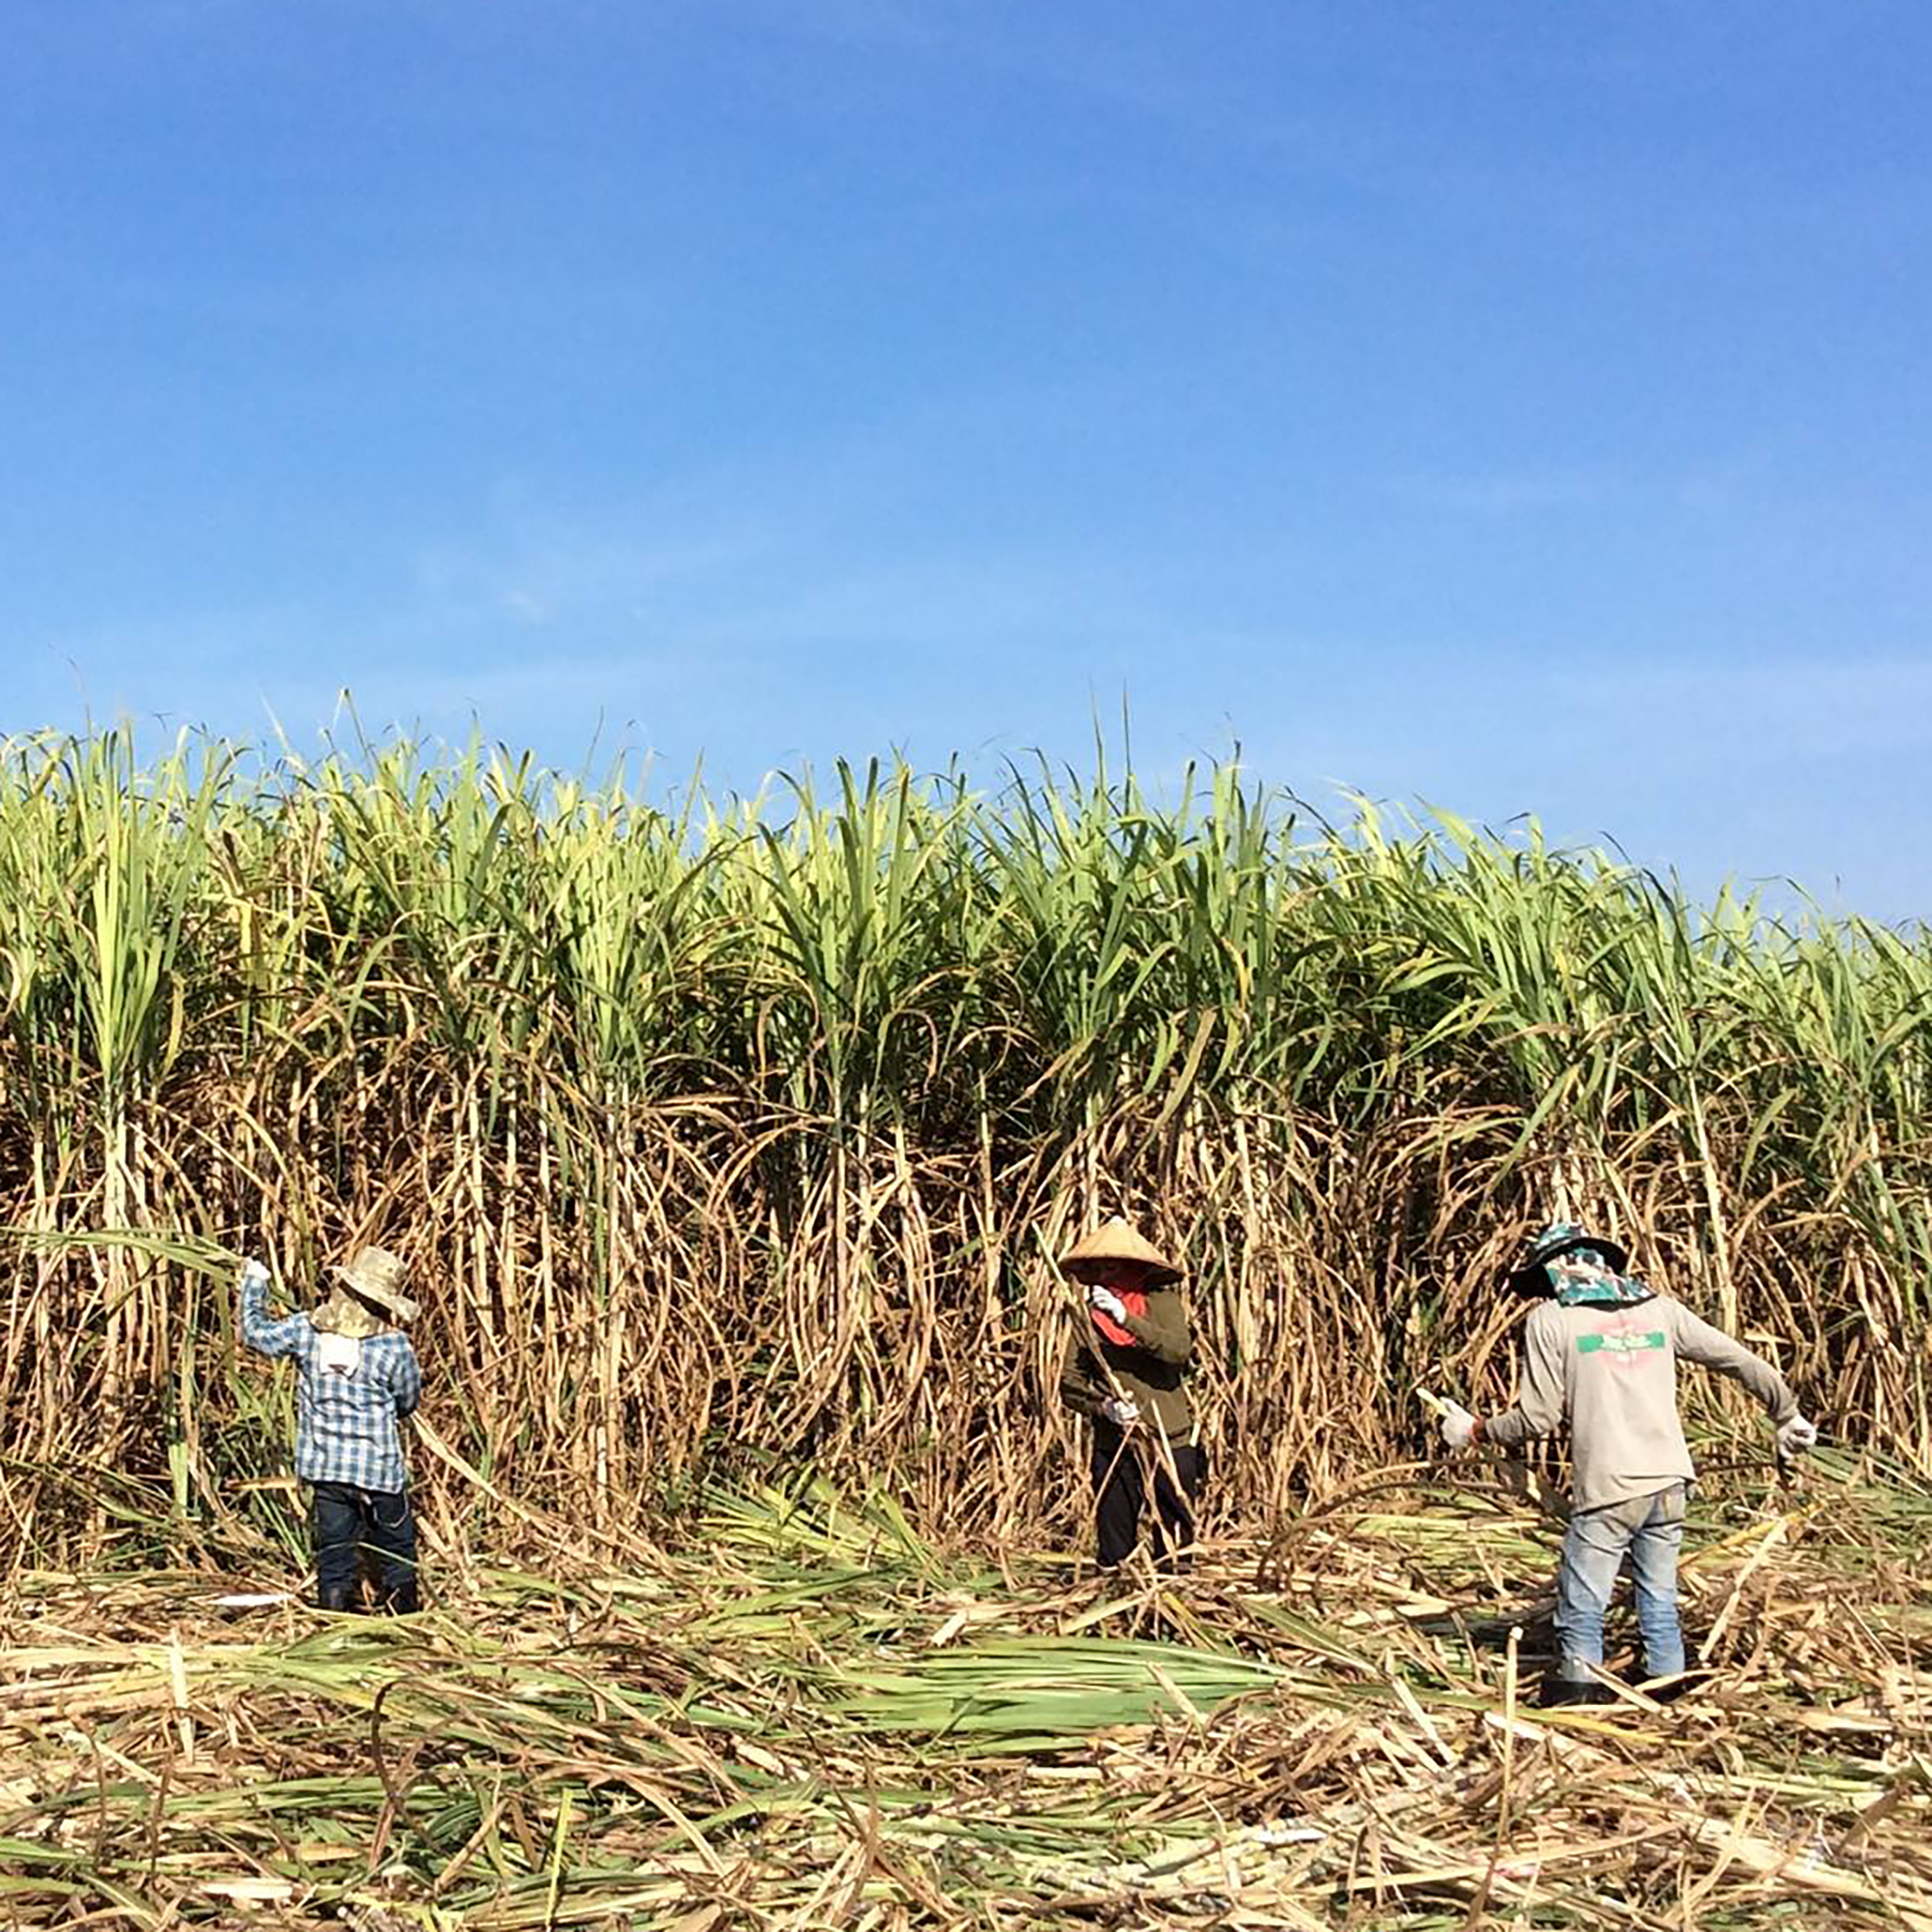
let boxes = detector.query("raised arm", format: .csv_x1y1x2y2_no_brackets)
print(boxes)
1479,1306,1567,1448
237,1261,308,1360
1669,1303,1799,1424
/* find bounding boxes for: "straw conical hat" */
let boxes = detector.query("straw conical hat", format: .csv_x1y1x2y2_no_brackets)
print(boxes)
1058,1216,1183,1285
332,1245,421,1323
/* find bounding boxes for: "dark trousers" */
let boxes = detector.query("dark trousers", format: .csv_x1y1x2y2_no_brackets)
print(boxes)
1091,1421,1205,1570
312,1481,419,1612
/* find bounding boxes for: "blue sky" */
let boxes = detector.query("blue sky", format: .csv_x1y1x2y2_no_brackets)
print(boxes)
5,1,1930,916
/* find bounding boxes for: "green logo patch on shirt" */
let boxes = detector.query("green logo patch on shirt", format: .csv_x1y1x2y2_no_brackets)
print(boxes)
1577,1329,1667,1356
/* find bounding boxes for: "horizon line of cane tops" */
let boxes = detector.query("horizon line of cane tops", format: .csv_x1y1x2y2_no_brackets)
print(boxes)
0,716,1922,939
3,720,1926,1084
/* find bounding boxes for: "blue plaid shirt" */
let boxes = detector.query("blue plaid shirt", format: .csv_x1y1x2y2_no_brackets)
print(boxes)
241,1278,422,1492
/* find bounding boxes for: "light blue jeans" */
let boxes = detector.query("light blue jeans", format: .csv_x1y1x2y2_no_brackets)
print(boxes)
1554,1483,1687,1685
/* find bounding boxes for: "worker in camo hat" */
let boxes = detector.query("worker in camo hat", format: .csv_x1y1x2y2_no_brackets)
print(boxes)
238,1245,425,1613
1439,1221,1818,1703
1057,1216,1203,1570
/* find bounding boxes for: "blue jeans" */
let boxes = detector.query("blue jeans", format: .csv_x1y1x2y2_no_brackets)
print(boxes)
1554,1483,1686,1684
312,1482,419,1613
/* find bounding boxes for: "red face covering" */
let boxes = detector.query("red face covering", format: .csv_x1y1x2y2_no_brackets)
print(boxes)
1090,1289,1146,1348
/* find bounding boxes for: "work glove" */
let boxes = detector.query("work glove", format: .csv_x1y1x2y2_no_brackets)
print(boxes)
1439,1401,1478,1452
1775,1414,1818,1460
239,1257,270,1291
1087,1285,1129,1324
1102,1395,1141,1428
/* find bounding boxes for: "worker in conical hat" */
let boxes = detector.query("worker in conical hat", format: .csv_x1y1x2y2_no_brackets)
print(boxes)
1056,1216,1203,1570
237,1243,426,1613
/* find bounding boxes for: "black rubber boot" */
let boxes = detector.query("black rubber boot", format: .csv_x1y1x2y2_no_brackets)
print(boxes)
1540,1674,1616,1707
1643,1672,1706,1706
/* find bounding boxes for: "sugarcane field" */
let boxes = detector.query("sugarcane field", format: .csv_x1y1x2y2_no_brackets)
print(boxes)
1,729,1929,1930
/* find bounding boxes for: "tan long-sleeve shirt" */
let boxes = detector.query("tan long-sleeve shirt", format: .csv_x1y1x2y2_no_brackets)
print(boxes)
1483,1294,1798,1512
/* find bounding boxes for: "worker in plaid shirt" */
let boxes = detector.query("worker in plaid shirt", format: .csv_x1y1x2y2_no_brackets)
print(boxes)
239,1245,425,1612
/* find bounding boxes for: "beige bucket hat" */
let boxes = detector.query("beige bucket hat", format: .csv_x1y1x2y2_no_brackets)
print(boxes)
331,1245,421,1324
1057,1216,1183,1286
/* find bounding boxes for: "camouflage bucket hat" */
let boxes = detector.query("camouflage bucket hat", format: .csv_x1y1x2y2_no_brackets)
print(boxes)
331,1245,421,1324
1505,1220,1629,1297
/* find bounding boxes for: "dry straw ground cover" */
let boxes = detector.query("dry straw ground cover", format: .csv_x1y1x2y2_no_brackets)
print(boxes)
2,1467,1930,1928
2,724,1930,1923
